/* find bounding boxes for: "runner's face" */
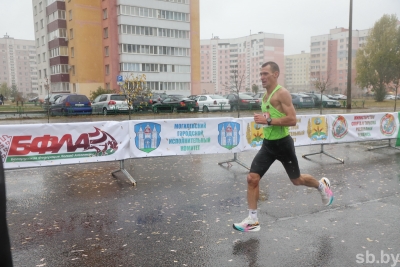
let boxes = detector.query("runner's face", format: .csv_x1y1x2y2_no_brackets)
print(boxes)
260,65,278,89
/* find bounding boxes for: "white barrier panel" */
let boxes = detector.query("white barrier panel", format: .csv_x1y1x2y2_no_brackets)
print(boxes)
327,112,399,143
129,117,245,158
0,121,130,169
241,114,331,151
1,112,399,169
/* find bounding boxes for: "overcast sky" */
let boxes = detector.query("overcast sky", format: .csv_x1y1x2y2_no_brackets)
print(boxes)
0,0,399,55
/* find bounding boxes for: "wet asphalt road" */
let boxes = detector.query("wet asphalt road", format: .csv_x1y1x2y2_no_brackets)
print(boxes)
3,110,400,267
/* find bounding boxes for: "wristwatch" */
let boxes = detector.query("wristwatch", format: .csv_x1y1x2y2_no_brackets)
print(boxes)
267,117,272,126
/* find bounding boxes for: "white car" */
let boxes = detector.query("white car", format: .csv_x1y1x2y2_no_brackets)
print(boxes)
91,94,129,115
384,95,396,100
331,94,347,100
196,94,230,112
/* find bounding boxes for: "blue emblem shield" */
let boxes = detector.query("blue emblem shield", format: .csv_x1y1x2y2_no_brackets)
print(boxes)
218,122,240,150
134,123,161,153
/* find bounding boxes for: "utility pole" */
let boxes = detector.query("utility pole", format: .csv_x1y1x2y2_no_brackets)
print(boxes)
346,0,353,109
44,78,50,123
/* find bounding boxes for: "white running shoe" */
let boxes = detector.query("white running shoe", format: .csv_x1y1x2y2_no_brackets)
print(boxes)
233,216,260,232
319,177,334,206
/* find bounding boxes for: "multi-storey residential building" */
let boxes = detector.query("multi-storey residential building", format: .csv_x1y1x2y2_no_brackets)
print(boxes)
310,27,369,96
32,0,200,99
200,32,284,95
32,0,69,98
0,34,38,97
284,51,310,93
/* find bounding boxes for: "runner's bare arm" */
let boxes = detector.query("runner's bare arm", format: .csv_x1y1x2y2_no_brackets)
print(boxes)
270,89,297,126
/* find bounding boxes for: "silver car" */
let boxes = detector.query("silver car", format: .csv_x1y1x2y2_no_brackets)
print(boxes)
196,94,230,112
91,94,129,115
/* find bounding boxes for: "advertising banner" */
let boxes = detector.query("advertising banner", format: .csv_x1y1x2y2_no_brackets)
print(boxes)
241,114,330,151
0,121,130,169
129,117,244,158
1,112,398,169
327,112,399,143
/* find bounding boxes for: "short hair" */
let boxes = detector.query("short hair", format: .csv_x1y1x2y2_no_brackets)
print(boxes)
262,61,280,75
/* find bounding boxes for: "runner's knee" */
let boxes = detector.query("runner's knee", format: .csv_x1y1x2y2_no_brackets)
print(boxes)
247,173,260,187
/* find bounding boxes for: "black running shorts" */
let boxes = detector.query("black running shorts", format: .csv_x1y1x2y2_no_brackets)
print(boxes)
250,135,300,179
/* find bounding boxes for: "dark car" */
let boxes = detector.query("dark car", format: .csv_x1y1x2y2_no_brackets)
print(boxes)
224,93,261,111
290,93,315,108
50,94,92,116
131,96,153,111
304,93,342,108
43,93,70,110
152,96,199,113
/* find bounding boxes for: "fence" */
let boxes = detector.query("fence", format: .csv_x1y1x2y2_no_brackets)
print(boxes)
1,112,399,185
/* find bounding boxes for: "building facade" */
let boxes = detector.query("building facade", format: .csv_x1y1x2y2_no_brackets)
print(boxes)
200,32,284,95
310,27,369,96
284,51,310,93
0,34,37,97
32,0,69,98
32,0,200,99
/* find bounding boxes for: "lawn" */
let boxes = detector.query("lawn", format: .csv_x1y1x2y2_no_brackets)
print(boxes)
0,101,45,112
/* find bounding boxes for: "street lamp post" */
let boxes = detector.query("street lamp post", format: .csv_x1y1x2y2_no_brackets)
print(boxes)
44,78,50,123
346,0,353,109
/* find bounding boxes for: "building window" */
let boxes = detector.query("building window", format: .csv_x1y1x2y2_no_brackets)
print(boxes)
104,46,109,56
104,28,108,38
68,10,72,20
71,65,75,75
105,83,110,89
39,2,42,12
71,47,74,57
36,38,39,47
35,22,38,32
42,52,46,61
103,9,108,19
73,83,76,92
34,6,37,15
41,36,45,46
69,29,74,39
105,64,110,75
40,19,44,29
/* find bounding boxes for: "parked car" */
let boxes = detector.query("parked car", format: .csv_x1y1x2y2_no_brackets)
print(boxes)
43,93,70,110
152,96,198,113
290,93,315,108
384,95,396,100
49,94,92,116
195,95,230,112
252,92,266,102
28,96,39,103
131,96,153,111
92,94,129,115
304,93,342,108
331,94,347,100
242,92,255,96
188,95,198,100
224,93,261,111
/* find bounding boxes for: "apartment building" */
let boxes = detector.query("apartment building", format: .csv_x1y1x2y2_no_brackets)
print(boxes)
0,34,38,97
32,0,69,98
200,32,284,95
284,51,310,93
310,27,369,96
32,0,200,99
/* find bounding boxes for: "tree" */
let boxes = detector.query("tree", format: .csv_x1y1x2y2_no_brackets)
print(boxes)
90,86,115,101
311,70,333,114
223,65,249,118
356,14,400,102
120,73,152,120
251,84,259,94
0,83,11,98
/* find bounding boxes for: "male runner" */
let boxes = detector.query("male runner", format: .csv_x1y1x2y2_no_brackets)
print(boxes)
233,62,333,232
